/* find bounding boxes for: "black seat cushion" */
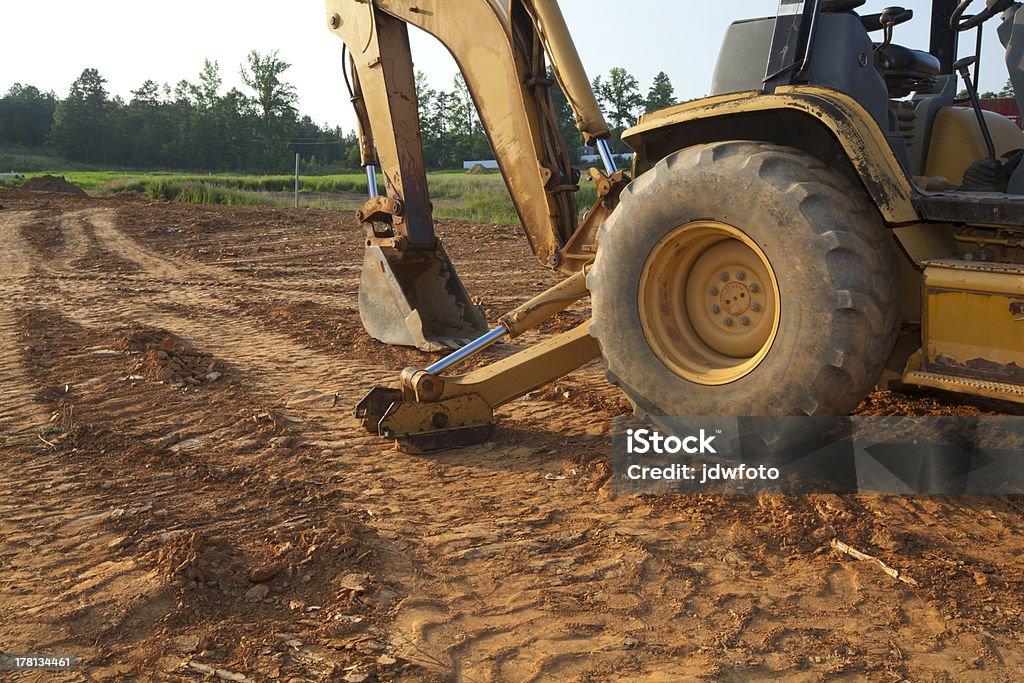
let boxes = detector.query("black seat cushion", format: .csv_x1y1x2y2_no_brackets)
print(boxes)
875,44,941,96
876,44,941,77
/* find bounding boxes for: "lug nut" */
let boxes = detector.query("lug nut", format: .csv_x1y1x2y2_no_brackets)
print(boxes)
719,272,730,282
749,283,760,293
723,317,734,327
711,305,721,314
740,316,750,326
751,302,762,312
709,286,719,296
736,271,746,281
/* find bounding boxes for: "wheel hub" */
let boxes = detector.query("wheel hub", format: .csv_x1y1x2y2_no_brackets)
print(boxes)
719,281,750,316
638,221,780,385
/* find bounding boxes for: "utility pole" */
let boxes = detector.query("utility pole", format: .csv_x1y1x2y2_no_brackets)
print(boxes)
294,153,300,208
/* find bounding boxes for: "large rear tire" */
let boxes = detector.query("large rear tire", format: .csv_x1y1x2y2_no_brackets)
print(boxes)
588,141,900,422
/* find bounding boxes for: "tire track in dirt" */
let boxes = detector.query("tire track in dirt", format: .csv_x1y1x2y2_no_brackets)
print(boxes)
0,208,337,678
41,209,393,405
86,207,220,281
0,210,51,438
7,307,397,681
63,207,365,319
54,296,396,419
8,198,437,676
0,448,165,682
57,209,92,259
0,211,162,682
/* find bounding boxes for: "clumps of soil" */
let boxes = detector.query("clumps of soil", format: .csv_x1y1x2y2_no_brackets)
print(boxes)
536,309,589,334
153,532,252,595
150,519,379,607
144,521,392,681
853,388,1024,416
116,329,224,386
22,175,87,195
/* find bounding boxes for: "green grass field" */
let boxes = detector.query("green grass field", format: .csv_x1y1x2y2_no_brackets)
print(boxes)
8,168,599,226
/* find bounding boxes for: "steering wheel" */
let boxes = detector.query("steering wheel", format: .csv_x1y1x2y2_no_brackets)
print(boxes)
951,0,1016,32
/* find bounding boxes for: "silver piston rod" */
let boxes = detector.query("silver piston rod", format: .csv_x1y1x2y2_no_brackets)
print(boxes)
426,326,507,375
366,164,379,198
424,270,590,376
596,138,618,175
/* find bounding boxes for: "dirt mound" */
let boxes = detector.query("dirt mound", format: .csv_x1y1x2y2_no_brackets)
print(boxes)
21,175,87,195
465,163,489,174
117,328,224,386
152,531,252,591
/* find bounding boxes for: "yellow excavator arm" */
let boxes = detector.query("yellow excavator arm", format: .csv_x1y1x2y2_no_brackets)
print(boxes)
324,0,616,351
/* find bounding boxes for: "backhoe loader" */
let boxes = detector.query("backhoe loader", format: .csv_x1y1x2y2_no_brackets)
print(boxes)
326,0,1024,453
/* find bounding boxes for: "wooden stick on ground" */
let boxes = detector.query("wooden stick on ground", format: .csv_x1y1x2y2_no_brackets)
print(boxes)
831,538,919,587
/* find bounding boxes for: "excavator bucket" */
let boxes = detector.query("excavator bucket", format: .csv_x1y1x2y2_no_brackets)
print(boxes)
358,243,488,352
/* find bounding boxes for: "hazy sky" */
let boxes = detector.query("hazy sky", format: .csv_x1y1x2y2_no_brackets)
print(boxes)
1,1,1015,133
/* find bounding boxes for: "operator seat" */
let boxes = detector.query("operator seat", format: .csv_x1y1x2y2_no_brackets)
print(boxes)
821,1,940,97
875,44,941,97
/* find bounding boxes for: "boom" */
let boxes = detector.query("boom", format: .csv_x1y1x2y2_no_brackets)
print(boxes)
325,0,615,351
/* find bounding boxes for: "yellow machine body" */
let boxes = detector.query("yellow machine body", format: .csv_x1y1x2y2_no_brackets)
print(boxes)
904,259,1024,402
924,107,1024,184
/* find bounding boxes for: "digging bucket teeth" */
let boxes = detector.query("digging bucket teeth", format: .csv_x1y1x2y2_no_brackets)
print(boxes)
358,242,488,352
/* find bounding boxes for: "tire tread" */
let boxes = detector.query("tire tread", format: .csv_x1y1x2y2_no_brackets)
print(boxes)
590,140,901,417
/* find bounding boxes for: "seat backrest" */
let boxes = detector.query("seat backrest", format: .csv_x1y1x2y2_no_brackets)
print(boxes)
711,12,889,131
999,5,1024,126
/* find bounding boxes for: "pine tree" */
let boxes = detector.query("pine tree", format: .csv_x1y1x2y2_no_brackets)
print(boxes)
51,68,110,162
645,71,676,113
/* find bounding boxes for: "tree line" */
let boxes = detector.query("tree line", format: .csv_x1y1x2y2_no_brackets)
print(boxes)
414,67,676,167
956,78,1015,101
1,53,353,172
0,54,675,173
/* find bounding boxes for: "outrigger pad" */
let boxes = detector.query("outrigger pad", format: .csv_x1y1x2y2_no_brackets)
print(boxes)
358,244,488,352
396,424,495,454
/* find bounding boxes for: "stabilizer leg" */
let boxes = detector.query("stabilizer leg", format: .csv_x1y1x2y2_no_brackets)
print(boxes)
355,271,598,452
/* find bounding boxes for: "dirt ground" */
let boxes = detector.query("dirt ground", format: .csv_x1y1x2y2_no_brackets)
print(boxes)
1,188,1023,682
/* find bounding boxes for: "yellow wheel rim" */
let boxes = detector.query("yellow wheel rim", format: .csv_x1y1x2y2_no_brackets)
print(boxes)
638,221,781,385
